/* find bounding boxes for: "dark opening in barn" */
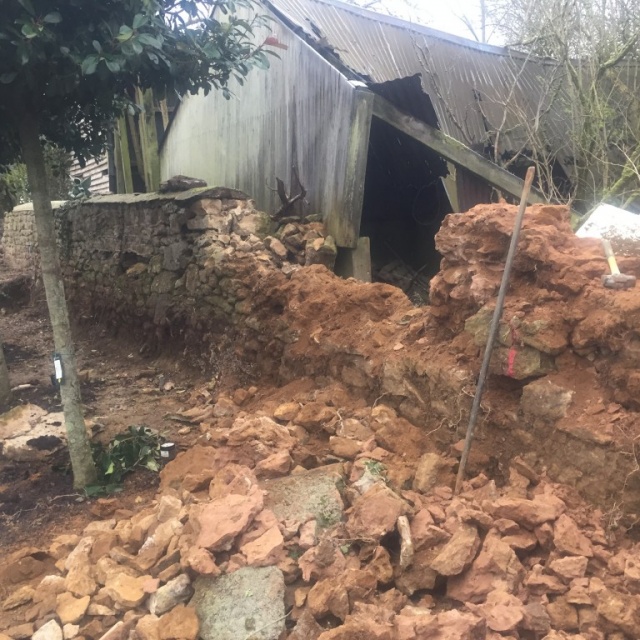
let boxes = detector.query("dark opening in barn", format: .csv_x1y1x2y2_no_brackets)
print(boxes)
359,79,453,304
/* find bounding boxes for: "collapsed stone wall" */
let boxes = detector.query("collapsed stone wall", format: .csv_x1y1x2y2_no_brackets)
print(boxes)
5,194,640,519
228,204,640,520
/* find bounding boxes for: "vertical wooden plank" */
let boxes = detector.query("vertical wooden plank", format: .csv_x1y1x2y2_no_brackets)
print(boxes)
442,163,460,212
136,87,161,192
114,126,124,194
117,117,134,194
127,112,144,179
325,83,374,249
335,237,372,282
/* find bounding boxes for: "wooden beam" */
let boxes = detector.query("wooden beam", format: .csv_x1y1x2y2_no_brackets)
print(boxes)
326,83,374,248
114,124,125,195
159,98,170,131
372,95,547,205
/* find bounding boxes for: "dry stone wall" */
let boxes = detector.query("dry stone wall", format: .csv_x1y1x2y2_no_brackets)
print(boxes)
1,202,65,270
4,190,337,370
57,189,270,342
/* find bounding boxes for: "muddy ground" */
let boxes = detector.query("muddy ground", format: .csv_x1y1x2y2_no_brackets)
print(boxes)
0,269,203,552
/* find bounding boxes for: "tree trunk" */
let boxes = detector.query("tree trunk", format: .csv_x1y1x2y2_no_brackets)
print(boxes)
18,112,97,488
0,339,11,409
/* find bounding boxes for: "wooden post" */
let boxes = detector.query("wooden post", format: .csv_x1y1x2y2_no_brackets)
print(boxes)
326,82,374,249
127,112,144,180
335,237,372,282
159,99,170,131
442,163,460,212
116,117,134,194
136,87,161,192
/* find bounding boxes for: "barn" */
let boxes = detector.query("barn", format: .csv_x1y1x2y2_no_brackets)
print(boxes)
160,0,566,287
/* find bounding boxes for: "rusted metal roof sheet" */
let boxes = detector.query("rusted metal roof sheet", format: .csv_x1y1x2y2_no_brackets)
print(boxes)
267,0,572,163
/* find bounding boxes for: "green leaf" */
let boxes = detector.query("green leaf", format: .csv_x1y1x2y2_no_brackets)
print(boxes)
105,59,120,73
21,22,38,39
81,55,99,75
203,43,221,59
43,12,62,24
84,484,106,497
17,43,30,65
131,40,143,55
132,14,148,29
138,33,161,49
105,460,115,475
92,40,102,53
60,46,70,55
144,459,160,472
0,72,17,84
253,53,270,70
117,25,134,42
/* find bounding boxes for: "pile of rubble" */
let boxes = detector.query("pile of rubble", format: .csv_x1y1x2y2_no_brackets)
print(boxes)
269,218,337,271
2,384,640,640
6,201,640,640
430,204,640,404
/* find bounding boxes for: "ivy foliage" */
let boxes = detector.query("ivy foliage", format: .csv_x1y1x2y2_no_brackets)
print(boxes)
0,0,274,164
87,425,164,495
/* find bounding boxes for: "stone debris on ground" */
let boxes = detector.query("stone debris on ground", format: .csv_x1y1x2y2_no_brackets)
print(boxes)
1,384,639,640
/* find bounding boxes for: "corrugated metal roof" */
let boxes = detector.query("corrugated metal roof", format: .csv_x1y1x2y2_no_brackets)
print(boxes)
267,0,572,162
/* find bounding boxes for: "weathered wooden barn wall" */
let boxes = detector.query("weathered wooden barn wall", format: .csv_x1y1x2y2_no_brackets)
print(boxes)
160,8,370,248
70,155,111,195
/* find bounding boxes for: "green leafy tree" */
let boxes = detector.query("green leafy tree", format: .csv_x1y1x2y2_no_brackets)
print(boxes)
0,0,273,487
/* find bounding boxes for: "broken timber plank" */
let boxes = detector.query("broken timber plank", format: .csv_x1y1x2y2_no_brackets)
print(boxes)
372,95,547,205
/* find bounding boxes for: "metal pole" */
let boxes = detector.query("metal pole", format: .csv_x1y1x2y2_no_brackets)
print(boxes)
454,166,536,495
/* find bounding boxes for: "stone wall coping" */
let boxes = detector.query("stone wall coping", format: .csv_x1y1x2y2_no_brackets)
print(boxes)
62,186,251,208
9,187,251,216
12,201,67,212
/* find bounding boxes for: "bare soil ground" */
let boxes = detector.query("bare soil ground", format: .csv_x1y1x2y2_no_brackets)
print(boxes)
0,271,338,557
0,272,205,552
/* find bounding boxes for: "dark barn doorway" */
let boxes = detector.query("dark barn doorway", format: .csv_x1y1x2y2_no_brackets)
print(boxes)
359,115,453,304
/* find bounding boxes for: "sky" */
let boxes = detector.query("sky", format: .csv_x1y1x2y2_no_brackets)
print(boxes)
368,0,490,42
